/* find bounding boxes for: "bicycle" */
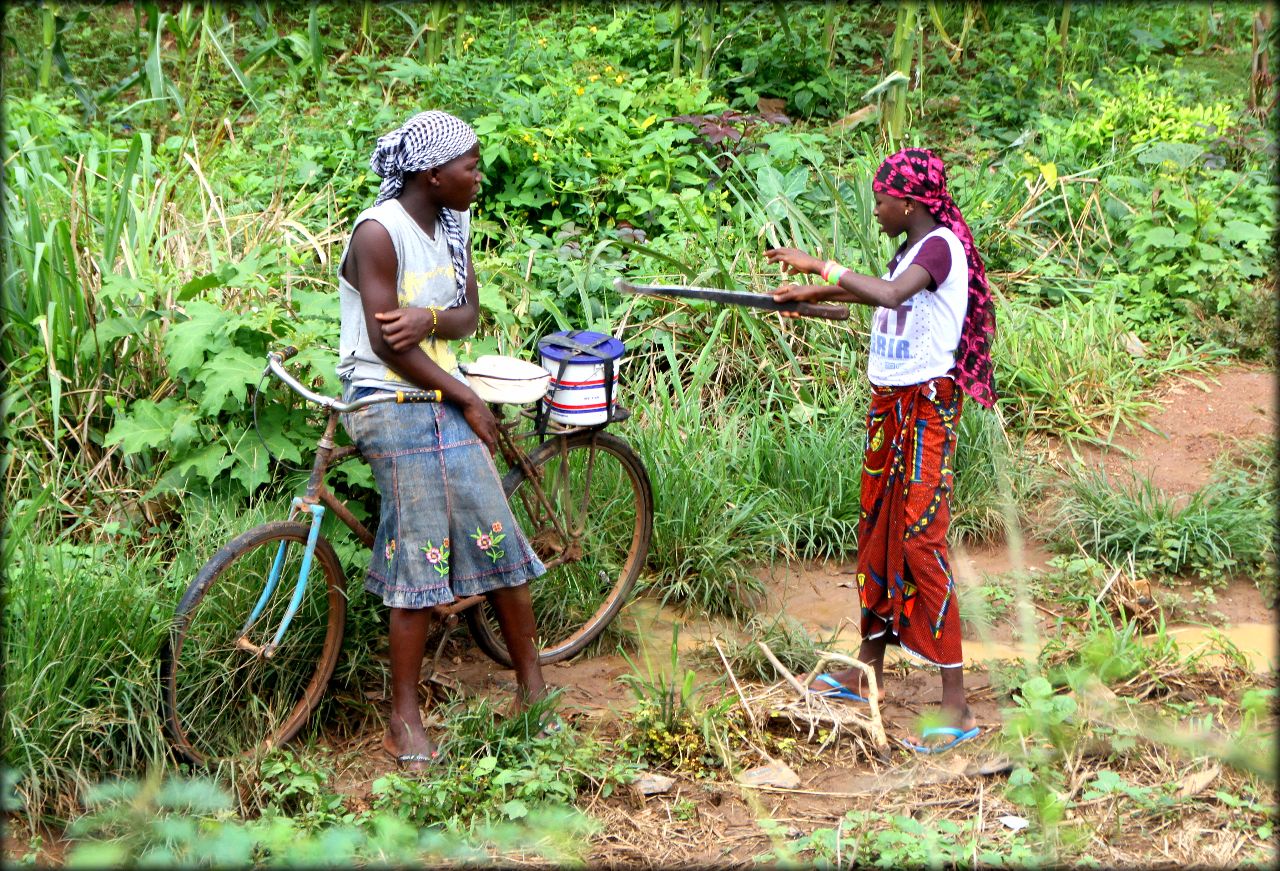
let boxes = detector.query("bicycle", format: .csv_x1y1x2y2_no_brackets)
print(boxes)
160,345,653,765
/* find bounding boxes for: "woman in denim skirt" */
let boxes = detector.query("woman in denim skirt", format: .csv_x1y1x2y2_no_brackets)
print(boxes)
336,111,547,769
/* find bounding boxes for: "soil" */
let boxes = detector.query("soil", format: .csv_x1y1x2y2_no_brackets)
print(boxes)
1076,366,1276,499
9,364,1275,867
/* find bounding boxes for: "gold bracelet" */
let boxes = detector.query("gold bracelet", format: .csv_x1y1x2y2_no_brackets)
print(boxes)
427,306,440,337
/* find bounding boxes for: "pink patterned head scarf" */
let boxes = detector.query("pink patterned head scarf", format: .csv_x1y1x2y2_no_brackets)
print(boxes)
873,148,997,408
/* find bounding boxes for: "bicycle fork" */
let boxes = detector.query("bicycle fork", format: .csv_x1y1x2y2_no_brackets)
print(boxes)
235,499,326,659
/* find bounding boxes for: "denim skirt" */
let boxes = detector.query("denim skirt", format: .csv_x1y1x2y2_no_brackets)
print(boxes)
341,387,546,609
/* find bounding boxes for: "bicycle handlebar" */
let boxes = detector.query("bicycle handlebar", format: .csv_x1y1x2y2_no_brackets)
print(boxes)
265,349,441,413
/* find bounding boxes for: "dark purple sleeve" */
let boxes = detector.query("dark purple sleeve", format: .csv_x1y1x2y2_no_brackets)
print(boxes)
905,237,953,291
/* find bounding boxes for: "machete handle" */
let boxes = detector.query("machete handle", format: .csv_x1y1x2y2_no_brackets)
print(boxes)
791,302,850,320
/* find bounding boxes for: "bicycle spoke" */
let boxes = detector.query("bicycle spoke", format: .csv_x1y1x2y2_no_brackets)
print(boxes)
474,431,651,665
164,524,345,764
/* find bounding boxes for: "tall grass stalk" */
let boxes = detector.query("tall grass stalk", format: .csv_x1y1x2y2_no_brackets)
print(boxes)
629,367,768,618
995,292,1210,450
1051,461,1276,587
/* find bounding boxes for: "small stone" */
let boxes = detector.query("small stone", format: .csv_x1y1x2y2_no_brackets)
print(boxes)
998,815,1029,831
634,773,676,796
736,760,800,790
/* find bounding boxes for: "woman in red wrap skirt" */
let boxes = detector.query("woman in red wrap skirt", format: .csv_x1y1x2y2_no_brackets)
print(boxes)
765,148,996,753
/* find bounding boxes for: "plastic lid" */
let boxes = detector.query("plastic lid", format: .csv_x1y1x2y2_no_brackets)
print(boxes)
537,330,625,362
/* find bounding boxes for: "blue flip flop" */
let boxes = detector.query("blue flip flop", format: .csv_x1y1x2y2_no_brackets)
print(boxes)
809,673,869,703
905,725,981,754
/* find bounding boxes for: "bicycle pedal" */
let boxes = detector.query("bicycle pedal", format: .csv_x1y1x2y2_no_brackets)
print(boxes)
609,404,631,423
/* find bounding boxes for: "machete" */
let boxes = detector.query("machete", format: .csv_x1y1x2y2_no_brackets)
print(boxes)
614,278,849,321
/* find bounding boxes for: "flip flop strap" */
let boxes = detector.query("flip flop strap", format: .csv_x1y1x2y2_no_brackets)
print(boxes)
398,752,439,763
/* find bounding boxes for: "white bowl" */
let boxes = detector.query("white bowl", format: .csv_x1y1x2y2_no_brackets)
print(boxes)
462,355,552,405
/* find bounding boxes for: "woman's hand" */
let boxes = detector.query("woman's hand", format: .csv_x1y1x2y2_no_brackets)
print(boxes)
765,247,824,277
375,307,435,353
461,396,500,456
771,282,827,318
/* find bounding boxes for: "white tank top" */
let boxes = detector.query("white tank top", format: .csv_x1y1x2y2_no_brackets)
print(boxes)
866,226,969,387
336,199,470,390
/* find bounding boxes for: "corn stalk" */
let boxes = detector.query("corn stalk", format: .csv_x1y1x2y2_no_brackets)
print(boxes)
822,0,839,68
1249,5,1274,116
1057,0,1071,87
423,0,452,64
695,0,719,81
671,0,685,76
925,0,978,65
882,0,919,145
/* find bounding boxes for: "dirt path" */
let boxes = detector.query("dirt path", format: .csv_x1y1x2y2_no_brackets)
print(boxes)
322,362,1278,866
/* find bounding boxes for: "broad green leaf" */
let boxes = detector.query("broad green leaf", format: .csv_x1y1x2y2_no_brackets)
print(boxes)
1219,220,1268,245
169,406,201,451
197,346,265,414
177,264,237,302
228,437,271,494
500,799,529,819
165,300,230,377
1136,141,1203,169
175,443,233,483
333,460,374,490
1138,226,1178,248
104,398,183,452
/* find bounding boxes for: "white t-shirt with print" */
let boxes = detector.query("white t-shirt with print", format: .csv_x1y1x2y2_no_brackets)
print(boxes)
866,226,969,387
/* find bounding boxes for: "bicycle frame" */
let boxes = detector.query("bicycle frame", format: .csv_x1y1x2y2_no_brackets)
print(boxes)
241,357,618,658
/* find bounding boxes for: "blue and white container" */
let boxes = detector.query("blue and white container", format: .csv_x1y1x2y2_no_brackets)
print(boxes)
538,330,625,426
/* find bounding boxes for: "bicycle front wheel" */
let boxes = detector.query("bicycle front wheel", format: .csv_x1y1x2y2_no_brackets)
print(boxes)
161,521,347,765
468,430,653,665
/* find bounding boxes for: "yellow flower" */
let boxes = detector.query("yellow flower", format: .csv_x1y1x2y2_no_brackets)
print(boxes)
604,65,613,73
533,152,541,162
576,86,585,95
615,73,625,84
589,25,598,33
538,37,548,47
585,151,592,158
588,74,599,82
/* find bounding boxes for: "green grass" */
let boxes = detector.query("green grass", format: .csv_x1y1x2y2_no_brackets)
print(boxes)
1049,441,1277,588
995,292,1215,450
2,0,1275,843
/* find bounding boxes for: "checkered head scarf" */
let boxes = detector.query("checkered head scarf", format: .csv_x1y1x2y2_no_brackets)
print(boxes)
370,110,477,307
873,148,997,408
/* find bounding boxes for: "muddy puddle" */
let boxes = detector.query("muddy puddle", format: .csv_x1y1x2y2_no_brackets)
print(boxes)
613,555,1278,681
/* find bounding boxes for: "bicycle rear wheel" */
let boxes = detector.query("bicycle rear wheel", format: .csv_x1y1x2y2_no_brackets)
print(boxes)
467,430,653,665
161,521,347,765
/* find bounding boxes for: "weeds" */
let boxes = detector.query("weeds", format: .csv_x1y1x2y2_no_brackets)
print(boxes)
699,614,837,685
1051,453,1276,587
618,627,735,775
370,692,637,832
62,769,593,867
